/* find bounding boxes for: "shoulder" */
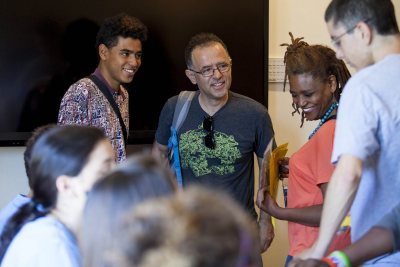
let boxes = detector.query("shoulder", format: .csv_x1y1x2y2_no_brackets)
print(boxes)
228,91,267,113
5,218,79,267
344,55,400,94
64,78,97,97
15,217,63,238
162,93,188,112
312,119,336,143
120,86,129,99
318,119,336,133
167,94,180,105
5,217,66,253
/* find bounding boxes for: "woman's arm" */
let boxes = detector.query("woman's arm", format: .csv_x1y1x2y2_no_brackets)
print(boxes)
259,183,327,227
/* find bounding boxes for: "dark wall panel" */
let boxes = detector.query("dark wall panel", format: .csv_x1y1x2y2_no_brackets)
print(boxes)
0,0,268,144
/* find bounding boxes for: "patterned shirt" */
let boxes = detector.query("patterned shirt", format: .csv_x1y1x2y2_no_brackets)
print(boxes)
58,71,129,163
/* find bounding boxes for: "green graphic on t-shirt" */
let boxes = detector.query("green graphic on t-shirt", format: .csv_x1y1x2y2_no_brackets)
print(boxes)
179,126,241,177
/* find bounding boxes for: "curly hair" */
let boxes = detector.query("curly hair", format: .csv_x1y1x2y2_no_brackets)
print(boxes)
281,32,351,127
95,13,148,49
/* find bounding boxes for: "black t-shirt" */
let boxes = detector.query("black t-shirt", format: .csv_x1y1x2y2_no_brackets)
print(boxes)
155,90,275,218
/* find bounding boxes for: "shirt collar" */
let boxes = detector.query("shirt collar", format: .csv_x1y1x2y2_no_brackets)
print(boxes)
93,68,121,95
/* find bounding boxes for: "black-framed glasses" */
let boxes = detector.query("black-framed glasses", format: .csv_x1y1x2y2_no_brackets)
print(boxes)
189,62,232,77
203,116,215,149
331,18,371,48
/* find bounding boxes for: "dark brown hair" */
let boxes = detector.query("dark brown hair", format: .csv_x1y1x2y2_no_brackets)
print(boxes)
325,0,399,35
281,32,351,126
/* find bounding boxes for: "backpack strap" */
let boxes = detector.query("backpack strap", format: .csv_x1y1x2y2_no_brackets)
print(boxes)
168,90,195,188
88,75,128,143
172,90,195,132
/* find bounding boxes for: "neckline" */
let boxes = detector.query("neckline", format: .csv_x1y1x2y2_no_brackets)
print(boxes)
308,102,338,140
198,92,229,117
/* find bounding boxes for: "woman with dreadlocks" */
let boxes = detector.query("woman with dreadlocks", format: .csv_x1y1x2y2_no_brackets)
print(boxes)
258,33,351,266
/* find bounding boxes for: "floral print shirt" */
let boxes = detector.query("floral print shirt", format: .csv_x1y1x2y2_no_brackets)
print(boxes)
58,71,129,163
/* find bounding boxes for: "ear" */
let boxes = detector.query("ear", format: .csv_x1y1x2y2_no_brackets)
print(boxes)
357,21,373,46
185,69,197,85
327,75,338,94
55,175,75,195
98,44,109,61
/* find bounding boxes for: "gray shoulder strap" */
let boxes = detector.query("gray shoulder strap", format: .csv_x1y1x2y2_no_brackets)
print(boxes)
172,91,196,132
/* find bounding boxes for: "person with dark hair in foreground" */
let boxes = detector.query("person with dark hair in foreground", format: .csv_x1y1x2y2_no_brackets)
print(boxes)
81,154,176,267
0,125,114,267
110,186,260,267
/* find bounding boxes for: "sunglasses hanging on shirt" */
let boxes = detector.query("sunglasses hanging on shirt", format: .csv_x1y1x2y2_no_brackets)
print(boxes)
203,116,215,149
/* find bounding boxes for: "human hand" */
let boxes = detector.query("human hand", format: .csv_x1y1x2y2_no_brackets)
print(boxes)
288,258,329,267
255,186,267,210
256,187,281,217
258,216,275,252
294,244,325,262
278,157,290,179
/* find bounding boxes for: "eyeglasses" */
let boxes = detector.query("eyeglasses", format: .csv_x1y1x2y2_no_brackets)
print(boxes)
189,62,232,78
331,19,371,48
203,116,215,149
331,24,358,48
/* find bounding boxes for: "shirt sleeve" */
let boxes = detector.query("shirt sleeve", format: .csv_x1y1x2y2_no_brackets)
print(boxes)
255,106,275,158
332,81,380,164
314,120,335,185
375,204,400,252
58,82,90,126
155,96,177,145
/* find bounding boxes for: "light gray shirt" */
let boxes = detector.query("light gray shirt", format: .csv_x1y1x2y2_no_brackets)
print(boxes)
332,54,400,266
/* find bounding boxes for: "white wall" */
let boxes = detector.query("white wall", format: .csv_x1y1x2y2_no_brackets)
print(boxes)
0,147,30,206
264,1,400,267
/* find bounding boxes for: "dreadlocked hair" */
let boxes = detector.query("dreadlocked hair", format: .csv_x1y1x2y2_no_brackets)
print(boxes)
281,32,351,127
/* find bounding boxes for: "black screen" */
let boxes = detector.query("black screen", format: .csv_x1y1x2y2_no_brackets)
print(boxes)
0,0,268,145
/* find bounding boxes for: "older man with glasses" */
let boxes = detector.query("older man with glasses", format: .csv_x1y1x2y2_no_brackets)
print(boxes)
152,32,276,260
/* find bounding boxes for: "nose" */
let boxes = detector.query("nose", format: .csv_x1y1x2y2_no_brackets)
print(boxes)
212,67,223,78
298,96,307,108
129,55,140,67
335,48,345,60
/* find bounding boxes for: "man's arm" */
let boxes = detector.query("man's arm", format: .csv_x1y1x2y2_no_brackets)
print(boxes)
257,157,275,252
300,154,362,259
58,85,89,125
344,227,393,266
152,141,168,166
289,226,394,267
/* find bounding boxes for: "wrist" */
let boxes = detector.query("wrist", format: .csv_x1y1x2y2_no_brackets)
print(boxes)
258,211,272,223
271,205,283,220
322,250,351,267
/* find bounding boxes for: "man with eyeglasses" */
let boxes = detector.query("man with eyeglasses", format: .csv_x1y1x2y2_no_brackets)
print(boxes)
290,0,400,266
153,32,276,258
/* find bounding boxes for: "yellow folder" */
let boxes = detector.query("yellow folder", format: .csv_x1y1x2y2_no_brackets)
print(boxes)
269,143,288,200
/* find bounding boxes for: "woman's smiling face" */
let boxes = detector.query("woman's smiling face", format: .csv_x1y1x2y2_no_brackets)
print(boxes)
289,73,337,121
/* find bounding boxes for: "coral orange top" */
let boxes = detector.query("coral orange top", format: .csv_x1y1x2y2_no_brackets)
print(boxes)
287,120,335,256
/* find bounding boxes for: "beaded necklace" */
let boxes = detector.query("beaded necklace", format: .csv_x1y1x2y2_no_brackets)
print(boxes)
308,102,338,140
